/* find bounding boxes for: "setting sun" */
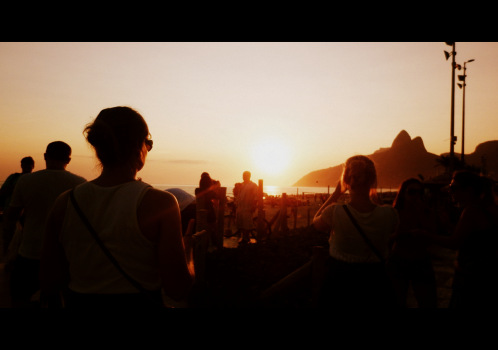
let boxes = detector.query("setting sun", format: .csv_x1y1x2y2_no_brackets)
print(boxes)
250,137,292,177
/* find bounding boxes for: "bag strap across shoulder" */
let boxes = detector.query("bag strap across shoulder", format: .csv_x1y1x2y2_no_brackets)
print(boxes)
69,188,152,296
342,204,385,263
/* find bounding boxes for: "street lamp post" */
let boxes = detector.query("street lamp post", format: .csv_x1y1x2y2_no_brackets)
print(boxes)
444,42,460,172
458,59,475,164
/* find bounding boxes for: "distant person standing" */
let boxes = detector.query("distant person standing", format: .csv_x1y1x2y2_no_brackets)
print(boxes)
235,171,259,244
1,156,35,254
3,142,86,307
195,172,221,228
195,172,221,248
0,156,35,212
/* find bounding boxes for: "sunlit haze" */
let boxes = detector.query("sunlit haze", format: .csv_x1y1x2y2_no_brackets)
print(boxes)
1,42,497,187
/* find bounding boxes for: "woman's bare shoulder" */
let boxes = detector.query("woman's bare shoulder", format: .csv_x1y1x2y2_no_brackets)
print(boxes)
142,187,179,209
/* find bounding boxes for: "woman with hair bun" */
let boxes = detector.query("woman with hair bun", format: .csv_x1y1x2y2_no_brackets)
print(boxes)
313,155,399,308
41,106,195,308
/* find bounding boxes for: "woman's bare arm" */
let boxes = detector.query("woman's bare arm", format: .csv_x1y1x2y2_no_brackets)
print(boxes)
138,189,195,301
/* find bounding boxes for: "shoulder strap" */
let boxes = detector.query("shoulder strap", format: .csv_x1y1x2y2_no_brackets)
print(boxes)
342,204,385,263
69,188,150,295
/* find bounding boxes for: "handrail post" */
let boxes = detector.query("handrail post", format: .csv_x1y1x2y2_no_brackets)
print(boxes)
280,193,288,235
256,179,265,241
216,187,226,250
195,191,208,234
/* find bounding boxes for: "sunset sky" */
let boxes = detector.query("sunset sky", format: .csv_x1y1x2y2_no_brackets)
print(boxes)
1,42,497,187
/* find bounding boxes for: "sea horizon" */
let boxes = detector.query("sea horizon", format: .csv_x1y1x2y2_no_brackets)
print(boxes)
153,183,334,198
0,180,396,199
0,180,395,199
0,180,334,198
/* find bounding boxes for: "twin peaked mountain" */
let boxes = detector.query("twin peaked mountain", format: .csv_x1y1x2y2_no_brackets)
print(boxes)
293,130,498,189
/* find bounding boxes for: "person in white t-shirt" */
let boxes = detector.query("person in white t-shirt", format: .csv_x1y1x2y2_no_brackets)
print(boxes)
313,155,399,308
3,141,86,307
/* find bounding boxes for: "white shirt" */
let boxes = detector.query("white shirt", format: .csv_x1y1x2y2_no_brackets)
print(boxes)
60,181,161,294
10,169,86,259
320,203,399,263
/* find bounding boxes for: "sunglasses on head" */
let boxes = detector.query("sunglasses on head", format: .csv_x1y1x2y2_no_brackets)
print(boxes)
145,139,153,152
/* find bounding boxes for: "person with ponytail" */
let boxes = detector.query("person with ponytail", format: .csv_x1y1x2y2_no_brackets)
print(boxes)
40,106,195,308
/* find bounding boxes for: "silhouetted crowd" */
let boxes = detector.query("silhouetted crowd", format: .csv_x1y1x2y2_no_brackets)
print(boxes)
1,106,497,309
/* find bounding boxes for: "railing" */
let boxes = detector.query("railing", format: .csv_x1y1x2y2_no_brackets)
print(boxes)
190,183,399,307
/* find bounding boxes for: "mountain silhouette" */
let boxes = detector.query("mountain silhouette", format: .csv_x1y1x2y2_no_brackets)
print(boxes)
457,140,498,178
293,130,498,189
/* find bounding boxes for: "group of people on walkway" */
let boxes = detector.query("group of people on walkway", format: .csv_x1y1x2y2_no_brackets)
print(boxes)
163,169,260,249
0,105,261,309
1,107,194,308
1,105,497,309
1,141,87,307
312,155,498,309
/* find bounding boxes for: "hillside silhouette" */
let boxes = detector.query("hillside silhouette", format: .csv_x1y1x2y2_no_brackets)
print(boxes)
293,130,498,189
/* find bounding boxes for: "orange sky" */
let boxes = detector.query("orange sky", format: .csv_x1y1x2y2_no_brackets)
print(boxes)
1,42,497,187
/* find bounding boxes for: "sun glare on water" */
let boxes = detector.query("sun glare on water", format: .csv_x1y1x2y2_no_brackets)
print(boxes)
250,137,291,177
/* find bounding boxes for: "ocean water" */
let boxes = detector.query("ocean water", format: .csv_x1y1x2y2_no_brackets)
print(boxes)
0,180,392,199
0,181,333,198
153,184,334,198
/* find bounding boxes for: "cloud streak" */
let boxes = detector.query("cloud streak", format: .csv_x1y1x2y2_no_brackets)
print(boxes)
157,159,209,165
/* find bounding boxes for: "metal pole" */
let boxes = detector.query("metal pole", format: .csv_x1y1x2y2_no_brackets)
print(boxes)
459,59,475,164
450,43,456,167
461,64,466,164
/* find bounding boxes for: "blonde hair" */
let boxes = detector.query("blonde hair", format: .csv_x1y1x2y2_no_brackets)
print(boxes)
341,155,378,202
